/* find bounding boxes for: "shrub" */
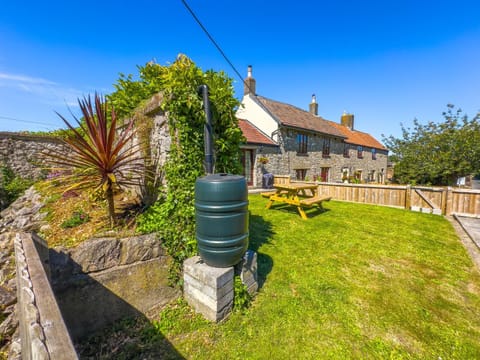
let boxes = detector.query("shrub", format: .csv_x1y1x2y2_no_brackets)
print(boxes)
60,210,90,229
0,166,34,209
46,94,142,227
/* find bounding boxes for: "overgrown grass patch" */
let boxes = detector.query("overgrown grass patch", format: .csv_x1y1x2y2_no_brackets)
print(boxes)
80,195,480,359
35,181,138,248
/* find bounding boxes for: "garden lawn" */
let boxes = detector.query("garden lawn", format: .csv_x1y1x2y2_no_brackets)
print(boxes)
82,195,480,359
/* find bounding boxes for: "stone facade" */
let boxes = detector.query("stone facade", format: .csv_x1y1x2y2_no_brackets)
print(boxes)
256,128,388,184
236,67,389,187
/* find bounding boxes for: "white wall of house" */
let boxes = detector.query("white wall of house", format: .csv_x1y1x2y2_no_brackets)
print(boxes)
236,94,280,142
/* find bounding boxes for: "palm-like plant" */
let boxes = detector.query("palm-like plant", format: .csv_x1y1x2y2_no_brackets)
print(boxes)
47,94,141,227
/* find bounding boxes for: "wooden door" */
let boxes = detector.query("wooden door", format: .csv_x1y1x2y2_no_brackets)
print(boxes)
320,167,329,182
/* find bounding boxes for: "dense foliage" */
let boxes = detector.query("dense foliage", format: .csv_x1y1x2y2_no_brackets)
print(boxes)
109,55,244,283
383,104,480,185
0,166,34,210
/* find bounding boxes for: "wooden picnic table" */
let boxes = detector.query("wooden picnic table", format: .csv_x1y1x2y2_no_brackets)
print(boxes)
262,183,331,220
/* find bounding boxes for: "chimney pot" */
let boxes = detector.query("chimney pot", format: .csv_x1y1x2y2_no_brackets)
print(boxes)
244,65,256,95
341,112,354,130
309,94,318,116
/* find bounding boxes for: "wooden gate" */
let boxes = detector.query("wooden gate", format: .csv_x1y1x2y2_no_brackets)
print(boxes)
406,186,444,215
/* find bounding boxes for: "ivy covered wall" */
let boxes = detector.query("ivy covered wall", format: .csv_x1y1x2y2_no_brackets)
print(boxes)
109,55,245,282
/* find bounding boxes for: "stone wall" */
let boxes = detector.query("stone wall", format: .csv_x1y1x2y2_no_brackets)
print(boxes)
50,233,179,340
0,231,21,359
143,93,170,174
0,94,171,205
256,129,388,184
0,187,49,357
14,232,78,359
0,187,180,355
253,146,279,187
0,132,70,180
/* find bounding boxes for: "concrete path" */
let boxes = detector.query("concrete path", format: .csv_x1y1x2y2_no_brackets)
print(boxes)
448,215,480,270
454,215,480,249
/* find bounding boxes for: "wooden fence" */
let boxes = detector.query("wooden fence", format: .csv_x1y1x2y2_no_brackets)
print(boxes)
313,182,480,217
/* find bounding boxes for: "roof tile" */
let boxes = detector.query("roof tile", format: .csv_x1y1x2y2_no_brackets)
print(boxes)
238,119,277,146
255,96,346,138
328,121,387,150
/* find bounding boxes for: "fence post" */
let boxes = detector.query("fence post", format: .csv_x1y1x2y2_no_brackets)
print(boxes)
444,187,452,215
405,185,411,210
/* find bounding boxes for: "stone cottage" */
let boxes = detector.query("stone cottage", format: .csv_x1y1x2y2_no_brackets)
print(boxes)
236,66,388,187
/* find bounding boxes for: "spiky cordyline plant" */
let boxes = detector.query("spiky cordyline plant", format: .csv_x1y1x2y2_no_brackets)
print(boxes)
47,93,141,227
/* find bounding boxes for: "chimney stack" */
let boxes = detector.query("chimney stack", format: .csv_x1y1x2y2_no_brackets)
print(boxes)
309,94,318,115
244,65,256,95
341,111,354,130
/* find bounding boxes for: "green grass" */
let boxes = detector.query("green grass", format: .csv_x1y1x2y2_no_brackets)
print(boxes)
79,196,480,359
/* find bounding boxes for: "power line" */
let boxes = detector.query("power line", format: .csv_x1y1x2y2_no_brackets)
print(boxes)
180,0,253,94
0,115,59,127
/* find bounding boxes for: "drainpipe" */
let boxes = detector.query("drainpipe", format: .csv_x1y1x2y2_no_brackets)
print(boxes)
198,85,214,175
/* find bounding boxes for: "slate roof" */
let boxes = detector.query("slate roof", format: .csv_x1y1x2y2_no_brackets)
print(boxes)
253,95,346,139
238,118,277,146
328,121,387,150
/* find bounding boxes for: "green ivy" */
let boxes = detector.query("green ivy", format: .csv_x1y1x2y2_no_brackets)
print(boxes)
110,55,244,284
0,166,34,210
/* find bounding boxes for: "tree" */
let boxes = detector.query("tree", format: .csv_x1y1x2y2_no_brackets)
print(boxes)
383,104,480,185
48,94,141,227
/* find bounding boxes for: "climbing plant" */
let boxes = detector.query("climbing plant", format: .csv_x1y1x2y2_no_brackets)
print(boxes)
110,55,244,283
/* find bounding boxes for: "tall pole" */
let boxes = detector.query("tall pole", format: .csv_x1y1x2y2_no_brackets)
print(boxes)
198,84,214,175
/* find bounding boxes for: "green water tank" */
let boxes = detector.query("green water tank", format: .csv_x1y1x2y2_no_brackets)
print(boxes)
195,173,249,267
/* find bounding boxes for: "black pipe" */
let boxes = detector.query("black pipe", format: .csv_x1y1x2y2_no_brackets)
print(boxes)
198,84,214,175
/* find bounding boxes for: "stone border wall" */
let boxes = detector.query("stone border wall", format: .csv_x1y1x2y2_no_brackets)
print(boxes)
50,234,180,340
0,132,69,180
14,232,78,359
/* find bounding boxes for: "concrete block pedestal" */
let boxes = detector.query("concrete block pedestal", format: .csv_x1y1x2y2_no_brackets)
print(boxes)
235,250,258,296
183,250,258,322
183,256,234,322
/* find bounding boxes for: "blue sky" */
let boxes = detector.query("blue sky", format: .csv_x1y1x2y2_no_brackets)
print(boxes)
0,0,479,142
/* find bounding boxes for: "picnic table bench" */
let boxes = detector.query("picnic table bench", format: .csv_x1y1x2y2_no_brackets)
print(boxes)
263,182,331,220
299,195,332,207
